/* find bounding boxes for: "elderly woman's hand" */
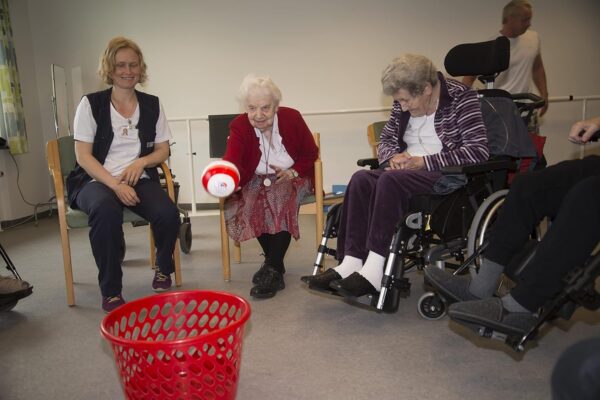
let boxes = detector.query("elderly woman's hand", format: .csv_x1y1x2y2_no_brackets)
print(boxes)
271,165,297,183
386,152,425,170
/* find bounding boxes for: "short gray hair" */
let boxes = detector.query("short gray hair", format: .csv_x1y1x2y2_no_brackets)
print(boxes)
381,54,438,97
502,0,532,23
237,74,282,108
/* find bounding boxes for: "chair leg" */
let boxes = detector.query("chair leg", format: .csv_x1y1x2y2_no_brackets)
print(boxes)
149,227,156,269
219,200,231,281
316,205,324,249
234,241,241,263
173,237,182,286
59,224,75,306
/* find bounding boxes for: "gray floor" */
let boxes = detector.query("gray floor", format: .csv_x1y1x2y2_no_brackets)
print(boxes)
0,214,598,400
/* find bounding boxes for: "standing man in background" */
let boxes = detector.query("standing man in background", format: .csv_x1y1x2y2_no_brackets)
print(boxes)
463,0,549,116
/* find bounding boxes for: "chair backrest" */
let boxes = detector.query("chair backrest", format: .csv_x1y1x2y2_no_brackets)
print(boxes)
208,114,239,158
47,136,76,189
367,121,387,158
56,136,76,178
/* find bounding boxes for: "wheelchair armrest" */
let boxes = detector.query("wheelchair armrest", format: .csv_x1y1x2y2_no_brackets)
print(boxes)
441,159,516,175
511,92,545,112
357,158,380,169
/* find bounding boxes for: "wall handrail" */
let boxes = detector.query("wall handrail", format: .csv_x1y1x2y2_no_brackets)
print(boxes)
167,94,600,218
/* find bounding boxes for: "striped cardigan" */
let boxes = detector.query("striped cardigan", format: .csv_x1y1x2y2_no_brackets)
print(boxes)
378,73,489,171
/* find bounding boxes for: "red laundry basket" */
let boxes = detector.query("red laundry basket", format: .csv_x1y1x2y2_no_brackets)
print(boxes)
100,290,251,400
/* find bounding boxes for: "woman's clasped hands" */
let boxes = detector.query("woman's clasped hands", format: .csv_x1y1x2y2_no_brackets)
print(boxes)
386,151,425,170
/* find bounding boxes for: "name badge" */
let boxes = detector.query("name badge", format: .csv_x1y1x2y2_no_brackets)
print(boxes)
146,142,154,148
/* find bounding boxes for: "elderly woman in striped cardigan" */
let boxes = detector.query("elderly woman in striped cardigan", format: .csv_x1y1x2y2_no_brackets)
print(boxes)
303,53,489,297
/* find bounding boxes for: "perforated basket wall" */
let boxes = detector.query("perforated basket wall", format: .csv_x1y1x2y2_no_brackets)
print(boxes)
100,290,251,400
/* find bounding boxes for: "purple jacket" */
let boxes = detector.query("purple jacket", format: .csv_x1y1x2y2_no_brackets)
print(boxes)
378,74,489,171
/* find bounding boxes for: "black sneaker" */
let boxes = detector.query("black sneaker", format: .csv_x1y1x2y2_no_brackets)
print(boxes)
250,267,285,299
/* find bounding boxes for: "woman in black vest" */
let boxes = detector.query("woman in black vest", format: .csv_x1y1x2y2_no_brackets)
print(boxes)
67,37,180,313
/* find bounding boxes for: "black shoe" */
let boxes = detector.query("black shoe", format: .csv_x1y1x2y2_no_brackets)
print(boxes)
301,269,342,291
329,272,378,298
253,263,285,284
250,267,285,299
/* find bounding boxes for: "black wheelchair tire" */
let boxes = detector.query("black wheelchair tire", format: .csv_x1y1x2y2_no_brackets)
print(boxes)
179,222,192,254
417,292,446,320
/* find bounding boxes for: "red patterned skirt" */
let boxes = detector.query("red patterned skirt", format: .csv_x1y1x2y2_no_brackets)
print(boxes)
224,174,313,243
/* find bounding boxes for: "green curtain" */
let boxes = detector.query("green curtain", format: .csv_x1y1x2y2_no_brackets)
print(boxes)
0,0,27,154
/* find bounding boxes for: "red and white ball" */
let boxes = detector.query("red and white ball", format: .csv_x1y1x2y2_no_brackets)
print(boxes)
201,160,240,198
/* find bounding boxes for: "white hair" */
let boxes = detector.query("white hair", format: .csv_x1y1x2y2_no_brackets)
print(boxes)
237,74,282,108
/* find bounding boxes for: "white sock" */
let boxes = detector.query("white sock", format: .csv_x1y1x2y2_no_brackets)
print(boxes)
357,251,386,291
333,255,363,278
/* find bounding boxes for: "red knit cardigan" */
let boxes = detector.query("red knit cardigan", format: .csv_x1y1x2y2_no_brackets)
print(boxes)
223,107,318,188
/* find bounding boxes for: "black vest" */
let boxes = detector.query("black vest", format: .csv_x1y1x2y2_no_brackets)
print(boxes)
66,88,160,207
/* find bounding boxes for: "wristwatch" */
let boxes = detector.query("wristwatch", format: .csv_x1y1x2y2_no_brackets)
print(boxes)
290,168,299,178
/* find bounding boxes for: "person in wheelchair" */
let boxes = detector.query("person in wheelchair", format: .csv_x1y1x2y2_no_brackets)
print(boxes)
303,54,489,298
424,116,600,336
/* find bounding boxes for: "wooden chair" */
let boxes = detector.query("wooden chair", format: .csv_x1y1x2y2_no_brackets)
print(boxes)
218,132,343,281
46,136,182,306
367,121,387,157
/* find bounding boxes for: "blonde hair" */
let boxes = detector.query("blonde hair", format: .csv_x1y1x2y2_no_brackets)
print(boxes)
502,0,532,23
237,74,282,108
98,36,148,85
381,54,438,97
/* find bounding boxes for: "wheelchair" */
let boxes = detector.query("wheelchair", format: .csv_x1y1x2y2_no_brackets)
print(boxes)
441,132,600,352
441,238,600,352
304,37,545,314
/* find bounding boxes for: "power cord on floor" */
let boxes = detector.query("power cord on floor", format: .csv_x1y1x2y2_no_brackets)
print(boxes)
3,151,56,230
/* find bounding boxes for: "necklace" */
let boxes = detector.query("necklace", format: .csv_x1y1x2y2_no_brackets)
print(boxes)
110,97,137,136
260,131,273,186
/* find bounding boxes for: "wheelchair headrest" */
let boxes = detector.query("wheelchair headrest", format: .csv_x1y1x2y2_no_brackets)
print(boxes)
444,37,509,77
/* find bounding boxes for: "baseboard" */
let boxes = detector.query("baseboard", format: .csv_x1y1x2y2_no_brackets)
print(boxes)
0,209,56,230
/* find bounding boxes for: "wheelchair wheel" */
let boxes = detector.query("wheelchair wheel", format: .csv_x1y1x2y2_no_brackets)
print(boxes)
417,292,446,320
179,221,192,254
466,189,508,271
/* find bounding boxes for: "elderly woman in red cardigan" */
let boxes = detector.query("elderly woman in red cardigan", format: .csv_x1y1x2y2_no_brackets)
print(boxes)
223,75,318,299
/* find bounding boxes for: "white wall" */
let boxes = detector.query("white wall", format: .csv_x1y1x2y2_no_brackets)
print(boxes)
2,0,599,220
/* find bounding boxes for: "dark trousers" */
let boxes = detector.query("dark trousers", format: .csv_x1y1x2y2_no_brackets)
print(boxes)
76,179,180,297
486,155,600,311
336,168,442,260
